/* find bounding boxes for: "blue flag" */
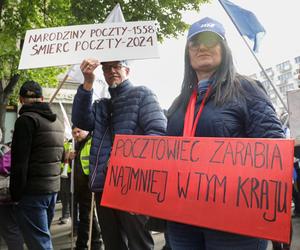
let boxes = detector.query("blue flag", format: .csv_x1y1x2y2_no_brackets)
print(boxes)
218,0,265,52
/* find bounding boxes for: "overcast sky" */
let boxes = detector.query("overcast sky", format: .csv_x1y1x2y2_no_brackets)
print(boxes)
125,0,300,109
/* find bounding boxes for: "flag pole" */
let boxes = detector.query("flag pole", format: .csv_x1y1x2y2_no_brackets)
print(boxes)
49,72,69,104
87,192,95,250
70,138,75,250
217,0,288,113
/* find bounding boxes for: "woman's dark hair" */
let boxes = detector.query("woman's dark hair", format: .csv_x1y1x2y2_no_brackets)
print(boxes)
167,39,248,117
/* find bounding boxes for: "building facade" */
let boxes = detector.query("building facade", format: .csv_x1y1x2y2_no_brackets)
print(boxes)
249,55,300,116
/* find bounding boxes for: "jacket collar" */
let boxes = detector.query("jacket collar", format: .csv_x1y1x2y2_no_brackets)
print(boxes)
19,102,57,122
108,80,132,99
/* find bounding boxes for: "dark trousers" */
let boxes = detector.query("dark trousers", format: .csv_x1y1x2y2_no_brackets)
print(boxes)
0,204,24,250
293,163,300,214
60,177,71,219
293,185,300,214
167,221,267,250
272,221,292,250
74,176,101,250
95,192,154,250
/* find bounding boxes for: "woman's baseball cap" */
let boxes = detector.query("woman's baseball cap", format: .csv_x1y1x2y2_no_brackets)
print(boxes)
187,17,226,40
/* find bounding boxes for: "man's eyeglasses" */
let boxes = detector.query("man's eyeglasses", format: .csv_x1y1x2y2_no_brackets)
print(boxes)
189,33,222,50
102,63,126,73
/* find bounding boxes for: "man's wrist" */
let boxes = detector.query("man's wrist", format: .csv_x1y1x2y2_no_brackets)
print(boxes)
82,82,93,91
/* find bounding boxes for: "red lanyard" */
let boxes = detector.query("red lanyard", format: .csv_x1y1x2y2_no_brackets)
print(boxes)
183,85,211,137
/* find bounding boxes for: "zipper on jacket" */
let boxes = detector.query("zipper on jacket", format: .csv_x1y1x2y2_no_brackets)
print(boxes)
89,127,110,191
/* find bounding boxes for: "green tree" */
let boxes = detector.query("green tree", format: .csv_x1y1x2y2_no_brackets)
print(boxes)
0,0,208,142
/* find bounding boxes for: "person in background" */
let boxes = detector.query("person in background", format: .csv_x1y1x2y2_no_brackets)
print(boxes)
9,80,64,249
72,59,167,250
70,126,102,250
58,138,72,225
166,17,284,250
293,159,300,217
0,204,24,250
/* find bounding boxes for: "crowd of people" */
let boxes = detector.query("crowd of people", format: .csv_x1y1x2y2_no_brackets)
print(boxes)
0,16,300,250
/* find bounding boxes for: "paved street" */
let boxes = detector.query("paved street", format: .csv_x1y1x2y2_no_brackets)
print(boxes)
1,202,300,249
51,221,300,250
50,204,300,250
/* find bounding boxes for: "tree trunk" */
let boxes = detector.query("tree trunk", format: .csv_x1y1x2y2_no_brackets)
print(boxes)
0,92,7,144
0,74,20,143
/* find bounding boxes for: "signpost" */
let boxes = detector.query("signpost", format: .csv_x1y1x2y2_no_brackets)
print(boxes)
287,89,300,146
101,135,294,243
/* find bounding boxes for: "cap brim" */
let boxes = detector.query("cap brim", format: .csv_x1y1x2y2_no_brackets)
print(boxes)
188,30,225,40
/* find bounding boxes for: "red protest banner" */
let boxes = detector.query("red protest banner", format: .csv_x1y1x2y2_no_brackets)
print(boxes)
101,135,294,243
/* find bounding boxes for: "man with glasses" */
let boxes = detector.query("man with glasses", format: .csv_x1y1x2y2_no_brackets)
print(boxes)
72,59,167,250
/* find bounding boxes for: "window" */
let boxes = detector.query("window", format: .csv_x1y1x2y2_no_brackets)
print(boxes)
276,61,291,72
286,83,295,91
277,72,292,83
262,80,271,90
294,56,300,64
260,68,274,79
279,85,287,93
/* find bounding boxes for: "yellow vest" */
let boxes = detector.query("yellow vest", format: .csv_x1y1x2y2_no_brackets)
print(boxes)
80,138,91,175
61,141,72,173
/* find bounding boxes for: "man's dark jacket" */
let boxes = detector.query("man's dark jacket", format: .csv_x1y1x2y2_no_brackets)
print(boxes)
72,80,167,192
10,103,64,201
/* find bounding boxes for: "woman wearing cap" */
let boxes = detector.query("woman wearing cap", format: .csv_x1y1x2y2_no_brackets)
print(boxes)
166,17,284,250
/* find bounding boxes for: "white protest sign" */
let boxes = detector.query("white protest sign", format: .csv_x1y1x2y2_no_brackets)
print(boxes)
18,21,159,69
287,89,300,146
